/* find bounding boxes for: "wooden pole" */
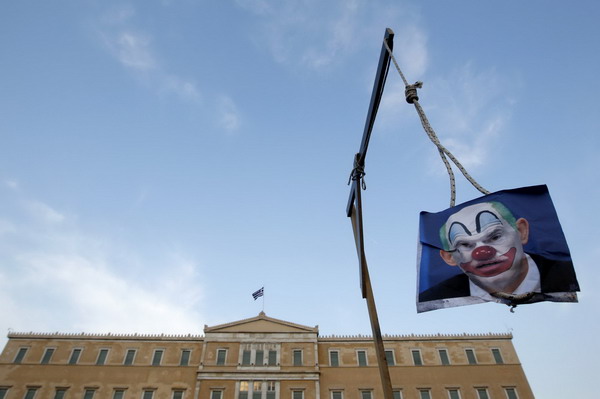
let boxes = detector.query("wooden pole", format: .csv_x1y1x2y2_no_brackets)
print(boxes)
346,27,396,399
350,180,394,399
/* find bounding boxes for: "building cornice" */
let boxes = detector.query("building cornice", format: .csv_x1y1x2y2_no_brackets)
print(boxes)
6,331,511,342
319,332,512,341
204,312,318,334
7,332,204,342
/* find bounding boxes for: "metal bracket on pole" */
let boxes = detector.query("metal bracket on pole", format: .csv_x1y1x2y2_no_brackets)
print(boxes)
346,27,395,399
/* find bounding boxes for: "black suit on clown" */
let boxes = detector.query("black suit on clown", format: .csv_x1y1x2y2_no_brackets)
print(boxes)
418,254,579,303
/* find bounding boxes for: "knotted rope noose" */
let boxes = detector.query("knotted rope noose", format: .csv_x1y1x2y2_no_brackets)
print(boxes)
383,39,490,207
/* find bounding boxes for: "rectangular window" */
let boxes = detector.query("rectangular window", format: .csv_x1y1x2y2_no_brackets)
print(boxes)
239,381,249,399
255,350,264,366
0,388,7,399
210,391,221,399
329,350,339,367
217,349,228,365
83,389,95,399
124,349,136,365
180,349,191,366
41,348,55,364
268,350,277,366
267,381,276,399
253,382,262,399
242,350,251,365
113,390,125,399
411,350,423,366
360,391,372,399
357,350,367,366
174,391,185,399
14,347,28,363
24,388,37,399
505,388,518,399
143,391,154,399
69,348,82,365
465,349,477,365
476,388,489,399
152,350,164,366
438,349,450,365
392,391,402,399
385,350,395,366
54,389,67,399
492,348,504,364
97,349,109,365
448,389,460,399
293,350,303,366
331,391,343,399
419,390,431,399
292,391,303,399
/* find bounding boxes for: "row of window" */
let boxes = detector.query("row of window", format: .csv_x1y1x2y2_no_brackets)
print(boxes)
11,345,504,368
330,348,504,367
241,388,519,399
0,386,520,399
409,387,519,399
0,387,186,399
216,346,504,367
232,385,519,399
12,347,192,367
237,349,279,366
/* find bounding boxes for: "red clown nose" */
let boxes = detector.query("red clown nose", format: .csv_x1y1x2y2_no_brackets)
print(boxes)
472,245,496,260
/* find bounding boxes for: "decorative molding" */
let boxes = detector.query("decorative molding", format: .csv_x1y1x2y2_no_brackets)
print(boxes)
7,332,203,341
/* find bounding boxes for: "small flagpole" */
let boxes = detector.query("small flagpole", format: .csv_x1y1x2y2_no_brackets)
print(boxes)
262,285,265,313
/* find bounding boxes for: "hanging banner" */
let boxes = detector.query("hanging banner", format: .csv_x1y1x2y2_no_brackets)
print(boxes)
417,185,579,313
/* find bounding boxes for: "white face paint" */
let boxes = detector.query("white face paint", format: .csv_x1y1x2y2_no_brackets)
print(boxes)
443,202,528,293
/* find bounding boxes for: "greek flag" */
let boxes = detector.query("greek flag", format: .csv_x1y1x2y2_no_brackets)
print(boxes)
252,287,264,300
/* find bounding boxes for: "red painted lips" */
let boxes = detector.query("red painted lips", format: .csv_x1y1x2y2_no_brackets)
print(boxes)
460,247,517,277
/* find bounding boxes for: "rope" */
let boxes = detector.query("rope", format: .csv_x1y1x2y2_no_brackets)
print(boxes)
491,291,537,312
383,39,490,207
348,153,367,190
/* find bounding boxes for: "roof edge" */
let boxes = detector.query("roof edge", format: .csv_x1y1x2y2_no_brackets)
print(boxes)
204,312,318,333
319,332,513,340
7,332,203,341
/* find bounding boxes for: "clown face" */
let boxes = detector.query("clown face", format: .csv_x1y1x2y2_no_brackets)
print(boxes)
440,202,530,294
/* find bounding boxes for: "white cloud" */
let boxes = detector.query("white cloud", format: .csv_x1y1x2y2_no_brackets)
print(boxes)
393,24,428,80
301,0,361,69
97,6,199,98
0,192,206,346
15,251,203,334
237,1,424,72
217,95,241,132
239,0,365,70
24,200,65,224
378,62,513,173
95,5,242,130
425,64,512,170
4,179,19,190
113,31,156,71
162,75,202,102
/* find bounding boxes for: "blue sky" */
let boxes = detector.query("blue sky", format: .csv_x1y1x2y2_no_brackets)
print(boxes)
1,1,599,398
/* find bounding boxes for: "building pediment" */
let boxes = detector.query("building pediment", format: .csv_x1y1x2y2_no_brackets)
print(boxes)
204,312,318,334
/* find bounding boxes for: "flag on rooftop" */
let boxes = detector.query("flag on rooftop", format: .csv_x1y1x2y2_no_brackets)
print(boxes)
252,287,264,300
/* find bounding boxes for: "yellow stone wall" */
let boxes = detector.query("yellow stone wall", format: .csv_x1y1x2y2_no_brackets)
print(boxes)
0,315,534,399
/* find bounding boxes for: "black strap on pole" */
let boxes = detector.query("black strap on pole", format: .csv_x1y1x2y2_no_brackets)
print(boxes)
346,27,395,399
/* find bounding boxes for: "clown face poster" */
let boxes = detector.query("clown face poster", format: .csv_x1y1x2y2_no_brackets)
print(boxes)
417,185,579,313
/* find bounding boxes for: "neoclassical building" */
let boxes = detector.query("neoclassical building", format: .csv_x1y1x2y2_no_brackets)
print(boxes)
0,312,533,399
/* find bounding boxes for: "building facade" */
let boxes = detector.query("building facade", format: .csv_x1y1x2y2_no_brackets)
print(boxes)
0,312,534,399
